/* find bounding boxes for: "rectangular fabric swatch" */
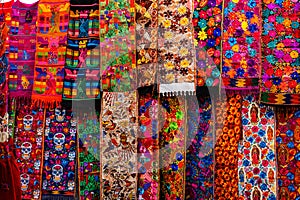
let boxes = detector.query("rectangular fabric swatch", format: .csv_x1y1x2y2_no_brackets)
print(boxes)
101,91,138,199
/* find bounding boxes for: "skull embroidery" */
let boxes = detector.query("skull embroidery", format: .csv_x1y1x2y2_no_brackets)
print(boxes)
55,108,66,122
68,151,75,161
21,142,32,160
45,127,50,136
42,180,47,189
33,189,40,199
44,151,50,160
45,118,50,126
37,127,43,135
67,180,75,191
70,118,77,127
52,164,63,183
34,160,41,170
36,136,42,146
20,173,30,191
70,127,76,137
53,133,65,151
23,115,33,131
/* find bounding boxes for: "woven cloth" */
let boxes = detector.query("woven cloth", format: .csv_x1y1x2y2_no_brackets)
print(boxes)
221,0,261,89
185,87,214,199
8,0,38,105
32,0,70,108
100,0,136,92
101,91,138,199
77,111,100,200
157,0,195,95
214,92,241,199
260,0,300,105
159,95,185,199
136,0,158,87
42,108,77,198
238,93,276,199
14,106,45,200
276,107,300,199
137,86,159,200
63,0,100,100
193,0,222,87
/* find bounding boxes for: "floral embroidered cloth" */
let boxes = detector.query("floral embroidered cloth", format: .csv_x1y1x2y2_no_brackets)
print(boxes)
157,0,195,95
238,94,276,200
63,0,100,100
193,0,222,87
32,0,70,108
185,87,214,199
260,0,300,104
42,108,77,198
14,106,44,199
8,0,38,105
101,92,138,199
137,86,159,200
159,95,185,199
100,0,136,92
276,107,300,199
222,0,262,89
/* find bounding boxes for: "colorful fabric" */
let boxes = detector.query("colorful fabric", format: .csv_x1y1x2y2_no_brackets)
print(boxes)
159,95,185,199
14,106,44,199
158,0,195,94
238,94,276,200
137,86,159,200
101,91,138,199
260,0,300,104
100,0,136,92
63,0,100,100
214,93,241,199
77,111,100,200
276,107,300,199
42,108,77,197
222,0,261,89
193,0,222,87
185,87,214,199
32,0,70,107
136,0,158,87
8,0,38,103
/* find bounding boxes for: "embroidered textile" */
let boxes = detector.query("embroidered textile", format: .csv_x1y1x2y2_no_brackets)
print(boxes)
137,86,159,200
238,94,276,200
101,92,138,199
185,87,214,199
63,0,100,100
100,0,136,92
276,107,300,199
214,93,241,199
222,0,262,89
193,0,222,87
32,0,70,107
157,0,195,94
159,95,185,199
42,108,77,197
77,111,100,200
136,0,158,87
260,0,300,104
8,1,38,103
14,106,44,199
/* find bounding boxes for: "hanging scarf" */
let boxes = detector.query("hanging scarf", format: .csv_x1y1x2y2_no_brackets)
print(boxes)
260,0,300,105
214,92,241,199
14,105,45,200
137,85,159,200
185,87,214,199
159,95,185,199
136,0,158,87
100,0,136,92
193,0,222,87
276,107,300,199
157,0,195,95
238,93,277,200
8,0,38,106
221,0,261,89
77,111,100,199
32,0,70,108
42,107,77,199
101,91,138,199
63,0,100,100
